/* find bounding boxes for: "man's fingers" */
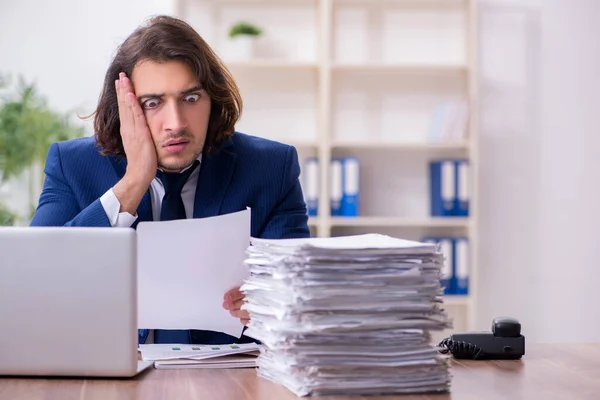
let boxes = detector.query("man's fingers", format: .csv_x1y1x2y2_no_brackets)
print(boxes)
224,287,244,303
130,94,150,134
233,299,244,310
128,92,146,134
241,318,250,326
229,309,250,320
116,78,126,122
117,73,135,133
222,298,245,311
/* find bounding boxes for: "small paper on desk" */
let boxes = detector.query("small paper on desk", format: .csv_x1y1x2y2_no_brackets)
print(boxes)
154,354,258,369
136,209,250,338
139,343,260,361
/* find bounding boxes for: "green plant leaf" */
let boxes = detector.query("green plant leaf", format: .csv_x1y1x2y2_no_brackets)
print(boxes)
0,201,16,226
229,21,263,38
0,73,85,182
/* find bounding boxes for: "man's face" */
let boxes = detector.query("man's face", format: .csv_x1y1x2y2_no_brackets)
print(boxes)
130,59,210,173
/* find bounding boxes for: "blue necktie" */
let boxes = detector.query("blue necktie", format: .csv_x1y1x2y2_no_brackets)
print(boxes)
137,160,200,345
157,160,200,221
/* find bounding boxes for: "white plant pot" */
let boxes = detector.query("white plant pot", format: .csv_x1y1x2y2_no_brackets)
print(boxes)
228,35,255,62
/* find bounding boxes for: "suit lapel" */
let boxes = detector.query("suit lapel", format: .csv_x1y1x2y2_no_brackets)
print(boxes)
193,141,237,218
108,155,153,225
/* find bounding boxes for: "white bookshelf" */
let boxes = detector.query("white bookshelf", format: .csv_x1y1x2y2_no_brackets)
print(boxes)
176,0,479,332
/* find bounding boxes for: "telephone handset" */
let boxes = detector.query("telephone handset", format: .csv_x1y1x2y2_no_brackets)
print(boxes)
438,317,525,360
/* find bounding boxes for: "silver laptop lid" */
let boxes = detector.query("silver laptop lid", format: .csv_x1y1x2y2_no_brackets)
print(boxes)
0,227,139,377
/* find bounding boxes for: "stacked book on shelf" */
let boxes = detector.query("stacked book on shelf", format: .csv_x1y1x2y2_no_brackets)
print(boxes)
304,156,360,218
428,101,470,143
241,233,453,397
430,158,470,217
421,236,469,296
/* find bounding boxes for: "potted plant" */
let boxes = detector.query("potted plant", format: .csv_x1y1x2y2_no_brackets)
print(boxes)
228,21,263,61
0,74,85,225
0,201,16,226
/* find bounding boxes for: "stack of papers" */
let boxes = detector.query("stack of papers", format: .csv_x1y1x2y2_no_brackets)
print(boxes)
138,343,260,369
240,233,453,397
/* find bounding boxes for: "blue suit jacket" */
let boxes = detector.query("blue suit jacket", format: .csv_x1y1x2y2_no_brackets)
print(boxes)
30,131,311,344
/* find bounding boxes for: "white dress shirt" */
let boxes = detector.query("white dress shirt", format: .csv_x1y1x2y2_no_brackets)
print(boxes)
100,156,202,227
99,156,202,344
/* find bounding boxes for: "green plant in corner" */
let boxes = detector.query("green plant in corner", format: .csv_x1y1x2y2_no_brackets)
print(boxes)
0,201,16,226
228,21,263,38
0,73,86,223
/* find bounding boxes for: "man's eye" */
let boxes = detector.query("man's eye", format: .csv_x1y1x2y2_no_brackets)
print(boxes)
142,98,160,109
184,94,200,103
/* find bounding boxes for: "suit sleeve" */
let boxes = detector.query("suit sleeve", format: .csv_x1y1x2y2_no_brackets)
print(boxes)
30,143,111,227
259,146,311,239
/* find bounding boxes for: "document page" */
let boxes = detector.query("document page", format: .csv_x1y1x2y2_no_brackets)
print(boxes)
139,342,260,361
137,209,250,338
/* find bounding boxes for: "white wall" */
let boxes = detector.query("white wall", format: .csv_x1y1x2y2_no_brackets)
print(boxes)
0,0,178,219
477,0,600,342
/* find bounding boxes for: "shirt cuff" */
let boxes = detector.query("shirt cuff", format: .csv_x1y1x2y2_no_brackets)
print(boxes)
99,188,138,227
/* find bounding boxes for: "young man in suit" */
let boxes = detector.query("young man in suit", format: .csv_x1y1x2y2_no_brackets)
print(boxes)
30,15,311,345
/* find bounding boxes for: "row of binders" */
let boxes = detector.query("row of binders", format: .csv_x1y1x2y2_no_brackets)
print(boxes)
430,159,469,217
422,236,469,296
303,157,470,218
303,157,359,217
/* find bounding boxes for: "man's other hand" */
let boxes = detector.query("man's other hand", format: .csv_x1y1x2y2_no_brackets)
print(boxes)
223,287,250,326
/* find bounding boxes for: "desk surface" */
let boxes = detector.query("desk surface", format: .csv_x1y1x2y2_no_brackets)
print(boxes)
1,344,599,400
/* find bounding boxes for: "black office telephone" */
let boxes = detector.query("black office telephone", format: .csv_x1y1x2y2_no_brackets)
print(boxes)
437,317,525,360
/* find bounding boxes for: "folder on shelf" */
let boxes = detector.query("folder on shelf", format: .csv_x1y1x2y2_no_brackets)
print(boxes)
455,159,469,217
428,103,453,142
303,157,319,216
428,101,470,142
330,158,342,216
453,237,469,295
429,160,456,217
340,156,360,217
422,236,454,295
439,238,454,295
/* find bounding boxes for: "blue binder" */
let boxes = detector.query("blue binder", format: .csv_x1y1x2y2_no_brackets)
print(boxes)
340,157,359,217
430,160,456,217
455,159,469,217
330,158,343,216
453,237,469,295
303,157,319,216
422,236,454,295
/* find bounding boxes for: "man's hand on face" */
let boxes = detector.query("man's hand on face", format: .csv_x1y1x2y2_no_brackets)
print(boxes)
223,287,250,326
112,72,159,214
116,72,157,185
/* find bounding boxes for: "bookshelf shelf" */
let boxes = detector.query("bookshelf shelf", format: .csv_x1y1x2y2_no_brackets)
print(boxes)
329,216,470,228
331,63,468,75
206,0,316,5
179,0,479,332
331,141,470,151
309,216,469,231
226,61,319,70
334,0,466,6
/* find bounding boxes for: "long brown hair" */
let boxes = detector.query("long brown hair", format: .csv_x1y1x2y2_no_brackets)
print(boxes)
90,15,242,157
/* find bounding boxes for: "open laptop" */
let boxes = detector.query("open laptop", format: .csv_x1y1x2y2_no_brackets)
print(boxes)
0,226,153,377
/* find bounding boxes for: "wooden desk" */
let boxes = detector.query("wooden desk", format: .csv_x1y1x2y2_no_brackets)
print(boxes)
1,344,599,400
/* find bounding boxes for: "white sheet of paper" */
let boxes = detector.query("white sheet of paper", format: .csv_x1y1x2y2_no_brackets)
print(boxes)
136,208,250,337
138,343,259,361
250,233,436,252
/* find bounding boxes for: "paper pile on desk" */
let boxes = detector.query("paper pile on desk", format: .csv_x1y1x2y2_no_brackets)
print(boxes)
138,343,260,369
241,233,453,397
